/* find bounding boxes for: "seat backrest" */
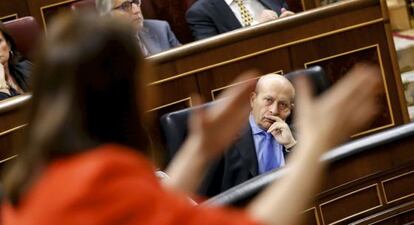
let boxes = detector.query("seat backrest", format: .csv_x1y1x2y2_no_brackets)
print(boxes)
3,17,41,60
160,102,212,162
71,0,96,12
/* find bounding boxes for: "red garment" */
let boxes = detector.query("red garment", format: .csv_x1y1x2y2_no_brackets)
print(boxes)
2,144,261,225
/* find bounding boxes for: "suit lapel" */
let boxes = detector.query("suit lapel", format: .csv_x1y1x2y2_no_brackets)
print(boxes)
138,25,160,55
211,0,242,31
234,126,258,176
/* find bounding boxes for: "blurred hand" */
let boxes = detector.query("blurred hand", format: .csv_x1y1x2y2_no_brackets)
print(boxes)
294,64,382,150
265,115,296,148
258,9,278,23
165,72,257,194
247,64,382,225
187,71,257,159
279,8,295,18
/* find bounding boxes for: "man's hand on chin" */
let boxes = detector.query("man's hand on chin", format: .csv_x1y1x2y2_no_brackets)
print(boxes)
265,115,296,149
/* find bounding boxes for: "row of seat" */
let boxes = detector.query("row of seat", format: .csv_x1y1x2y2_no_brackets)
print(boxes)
70,0,304,44
3,0,197,59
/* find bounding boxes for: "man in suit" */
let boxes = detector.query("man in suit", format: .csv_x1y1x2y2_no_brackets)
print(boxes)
96,0,181,56
186,0,295,40
199,74,296,197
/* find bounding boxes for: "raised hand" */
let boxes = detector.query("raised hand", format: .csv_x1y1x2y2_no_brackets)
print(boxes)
248,64,382,225
258,9,279,23
165,71,258,194
279,8,295,18
294,64,382,150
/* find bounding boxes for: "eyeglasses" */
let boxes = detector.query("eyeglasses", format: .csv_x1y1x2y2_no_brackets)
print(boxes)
113,0,141,12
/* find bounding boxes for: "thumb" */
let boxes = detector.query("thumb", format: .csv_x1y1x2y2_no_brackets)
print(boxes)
281,8,287,13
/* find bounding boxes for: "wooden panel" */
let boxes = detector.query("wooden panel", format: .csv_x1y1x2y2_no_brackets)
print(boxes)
197,49,291,101
0,110,28,161
320,184,383,225
349,200,414,225
211,76,264,100
382,170,414,204
290,23,404,136
1,14,19,23
0,0,30,22
304,45,394,137
147,75,198,110
39,0,76,32
321,141,414,193
301,207,320,225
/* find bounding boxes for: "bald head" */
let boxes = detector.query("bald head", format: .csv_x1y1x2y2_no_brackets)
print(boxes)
250,74,295,130
255,74,295,100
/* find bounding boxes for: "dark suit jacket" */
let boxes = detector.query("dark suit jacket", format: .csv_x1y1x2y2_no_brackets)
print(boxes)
186,0,289,40
198,124,289,197
139,19,181,55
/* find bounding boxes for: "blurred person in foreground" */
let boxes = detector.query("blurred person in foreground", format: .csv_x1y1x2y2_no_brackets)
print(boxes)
0,23,32,100
96,0,181,56
2,12,381,225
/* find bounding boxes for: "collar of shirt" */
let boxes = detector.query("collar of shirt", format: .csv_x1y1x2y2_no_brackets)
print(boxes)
224,0,234,5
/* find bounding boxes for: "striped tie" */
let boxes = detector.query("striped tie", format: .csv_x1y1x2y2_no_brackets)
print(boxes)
235,0,254,27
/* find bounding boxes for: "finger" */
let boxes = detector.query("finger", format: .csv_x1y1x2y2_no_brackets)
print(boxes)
343,99,380,137
325,64,381,113
264,115,283,122
279,11,294,18
210,71,258,121
293,75,314,115
267,122,284,133
281,7,287,12
264,10,278,19
189,94,205,123
323,64,380,103
215,70,258,101
191,94,203,107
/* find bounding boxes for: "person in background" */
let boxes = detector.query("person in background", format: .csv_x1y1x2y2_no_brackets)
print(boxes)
2,13,381,225
96,0,181,56
199,74,297,197
0,23,32,100
186,0,295,40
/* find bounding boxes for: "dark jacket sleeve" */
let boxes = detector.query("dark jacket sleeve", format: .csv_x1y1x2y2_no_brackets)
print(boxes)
164,22,181,48
0,92,11,101
11,60,33,92
186,5,219,40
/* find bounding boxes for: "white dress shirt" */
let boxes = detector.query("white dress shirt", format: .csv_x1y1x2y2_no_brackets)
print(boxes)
224,0,267,26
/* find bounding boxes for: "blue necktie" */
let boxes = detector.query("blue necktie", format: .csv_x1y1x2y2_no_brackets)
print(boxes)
259,132,282,174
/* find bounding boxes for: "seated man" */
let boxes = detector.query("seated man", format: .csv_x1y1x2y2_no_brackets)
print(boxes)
96,0,181,56
199,74,296,197
186,0,295,40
